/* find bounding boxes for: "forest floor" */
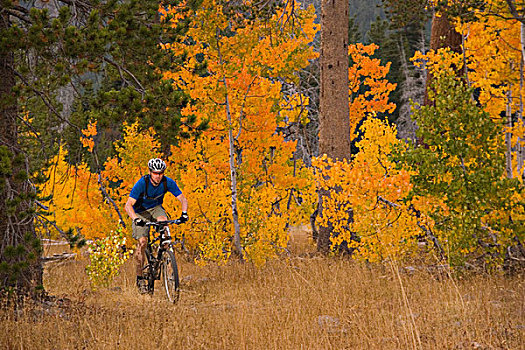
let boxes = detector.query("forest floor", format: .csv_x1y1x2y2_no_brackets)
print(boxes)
1,227,524,349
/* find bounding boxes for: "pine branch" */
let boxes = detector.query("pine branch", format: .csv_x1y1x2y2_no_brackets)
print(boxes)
11,68,82,132
15,113,50,161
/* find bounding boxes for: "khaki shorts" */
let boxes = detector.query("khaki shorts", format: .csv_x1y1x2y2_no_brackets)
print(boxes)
132,206,167,240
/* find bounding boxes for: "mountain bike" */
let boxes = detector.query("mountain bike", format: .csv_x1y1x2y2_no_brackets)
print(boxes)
142,219,183,303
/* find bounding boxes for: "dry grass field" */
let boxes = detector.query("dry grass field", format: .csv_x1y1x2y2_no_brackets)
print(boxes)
1,228,524,349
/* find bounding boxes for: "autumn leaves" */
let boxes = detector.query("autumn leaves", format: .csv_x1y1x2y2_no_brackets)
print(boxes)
40,0,525,268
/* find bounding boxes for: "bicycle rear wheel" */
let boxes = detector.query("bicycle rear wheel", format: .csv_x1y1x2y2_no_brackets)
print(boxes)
161,249,180,302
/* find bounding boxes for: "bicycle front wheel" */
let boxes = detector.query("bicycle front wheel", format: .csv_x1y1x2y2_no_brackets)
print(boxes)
161,249,180,303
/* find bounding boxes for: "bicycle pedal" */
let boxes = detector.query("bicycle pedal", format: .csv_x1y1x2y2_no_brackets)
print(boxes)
137,280,149,295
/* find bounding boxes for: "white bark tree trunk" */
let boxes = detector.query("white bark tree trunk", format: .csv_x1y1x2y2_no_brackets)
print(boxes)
506,87,513,179
216,28,243,260
518,23,525,178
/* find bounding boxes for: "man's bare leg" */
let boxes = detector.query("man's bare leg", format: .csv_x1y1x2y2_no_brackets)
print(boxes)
134,236,148,276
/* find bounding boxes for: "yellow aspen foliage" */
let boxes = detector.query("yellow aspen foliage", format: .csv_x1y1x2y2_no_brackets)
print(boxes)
396,63,524,267
413,4,523,178
313,117,420,262
166,131,315,265
80,120,97,152
157,0,318,264
39,147,116,240
455,6,524,179
407,3,525,266
40,104,314,266
39,122,163,243
454,3,525,264
348,43,397,139
38,2,407,266
455,7,521,116
102,122,163,202
411,48,464,80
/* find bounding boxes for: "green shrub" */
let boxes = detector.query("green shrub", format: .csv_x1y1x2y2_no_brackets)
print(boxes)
85,227,133,288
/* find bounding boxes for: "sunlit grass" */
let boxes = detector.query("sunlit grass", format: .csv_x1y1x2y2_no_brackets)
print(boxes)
1,230,523,349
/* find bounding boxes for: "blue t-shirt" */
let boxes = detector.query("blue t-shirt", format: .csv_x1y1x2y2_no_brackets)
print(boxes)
129,175,182,212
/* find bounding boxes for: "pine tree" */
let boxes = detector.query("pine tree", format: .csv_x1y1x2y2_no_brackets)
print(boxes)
0,9,43,295
370,1,429,138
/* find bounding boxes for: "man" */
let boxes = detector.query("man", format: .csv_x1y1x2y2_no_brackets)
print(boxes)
125,158,188,293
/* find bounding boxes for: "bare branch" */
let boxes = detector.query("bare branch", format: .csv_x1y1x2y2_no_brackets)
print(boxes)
97,172,127,228
380,197,446,259
215,26,244,261
4,7,32,24
90,147,127,228
57,0,92,13
35,201,49,211
36,214,68,239
41,252,77,262
103,56,146,96
507,246,525,261
377,195,400,208
504,0,525,23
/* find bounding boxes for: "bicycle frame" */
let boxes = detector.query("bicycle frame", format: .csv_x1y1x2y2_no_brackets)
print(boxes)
145,219,184,253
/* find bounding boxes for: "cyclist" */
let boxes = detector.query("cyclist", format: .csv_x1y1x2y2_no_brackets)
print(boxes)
124,158,188,293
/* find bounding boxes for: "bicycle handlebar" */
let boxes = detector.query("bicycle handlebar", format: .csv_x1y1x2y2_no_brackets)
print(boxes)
145,219,183,227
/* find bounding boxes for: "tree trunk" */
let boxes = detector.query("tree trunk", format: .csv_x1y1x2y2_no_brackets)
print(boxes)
429,12,462,52
519,23,525,178
226,92,243,260
0,11,43,295
317,0,351,253
215,28,243,260
424,12,463,106
506,87,513,179
396,32,424,141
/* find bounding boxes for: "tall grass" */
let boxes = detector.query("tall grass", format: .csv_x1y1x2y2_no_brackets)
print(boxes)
1,230,523,349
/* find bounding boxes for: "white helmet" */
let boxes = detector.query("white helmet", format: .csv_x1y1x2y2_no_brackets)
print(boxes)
148,158,166,172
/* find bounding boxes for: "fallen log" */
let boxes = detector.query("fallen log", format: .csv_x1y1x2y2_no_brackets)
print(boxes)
41,253,77,262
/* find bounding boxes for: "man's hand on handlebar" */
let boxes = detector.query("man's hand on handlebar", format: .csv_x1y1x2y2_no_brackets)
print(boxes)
178,211,189,223
134,218,146,227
